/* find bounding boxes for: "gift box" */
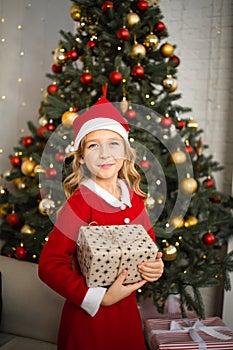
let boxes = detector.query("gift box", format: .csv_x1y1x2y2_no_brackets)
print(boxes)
144,316,233,349
77,224,158,287
138,295,197,324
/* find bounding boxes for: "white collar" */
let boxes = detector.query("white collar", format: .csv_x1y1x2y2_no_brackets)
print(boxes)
82,178,132,208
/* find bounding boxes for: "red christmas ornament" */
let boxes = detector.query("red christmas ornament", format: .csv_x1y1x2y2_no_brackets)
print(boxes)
51,64,62,73
6,213,20,227
176,119,185,130
169,55,180,67
109,71,123,85
36,142,46,149
87,41,96,48
203,177,215,188
154,21,165,33
45,123,56,132
39,187,50,199
22,136,34,147
161,116,172,128
80,72,93,85
47,84,59,94
139,159,151,171
209,194,221,203
15,246,27,260
71,106,78,112
10,155,21,167
125,109,137,120
202,232,215,246
45,167,58,179
66,49,79,61
37,126,47,138
117,27,130,41
185,144,193,153
55,153,65,162
101,1,113,11
137,1,149,12
131,64,145,78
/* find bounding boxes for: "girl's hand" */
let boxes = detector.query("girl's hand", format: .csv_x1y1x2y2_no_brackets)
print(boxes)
101,269,146,307
101,252,164,307
138,251,164,282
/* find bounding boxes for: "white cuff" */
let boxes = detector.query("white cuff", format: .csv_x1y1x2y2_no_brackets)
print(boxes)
81,287,107,317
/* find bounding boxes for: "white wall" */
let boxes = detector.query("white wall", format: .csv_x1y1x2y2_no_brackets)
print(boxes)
0,0,73,174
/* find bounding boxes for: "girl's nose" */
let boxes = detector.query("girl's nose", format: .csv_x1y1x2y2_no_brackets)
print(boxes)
99,142,111,158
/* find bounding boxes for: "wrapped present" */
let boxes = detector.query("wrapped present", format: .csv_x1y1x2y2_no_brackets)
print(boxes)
77,224,158,287
138,295,197,324
144,316,233,349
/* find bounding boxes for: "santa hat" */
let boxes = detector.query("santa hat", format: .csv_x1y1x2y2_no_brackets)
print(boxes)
73,95,130,150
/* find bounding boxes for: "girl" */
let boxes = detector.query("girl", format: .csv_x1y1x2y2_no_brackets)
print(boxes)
38,96,164,350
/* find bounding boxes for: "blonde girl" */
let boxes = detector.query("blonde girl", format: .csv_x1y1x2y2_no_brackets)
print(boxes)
39,97,164,350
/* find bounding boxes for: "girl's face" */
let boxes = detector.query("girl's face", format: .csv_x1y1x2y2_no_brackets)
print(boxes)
79,129,126,182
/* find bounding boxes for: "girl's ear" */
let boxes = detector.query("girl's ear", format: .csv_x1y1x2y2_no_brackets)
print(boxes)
79,157,85,165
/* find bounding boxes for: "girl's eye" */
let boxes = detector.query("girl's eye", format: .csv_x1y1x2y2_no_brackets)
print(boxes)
87,143,99,149
109,141,120,146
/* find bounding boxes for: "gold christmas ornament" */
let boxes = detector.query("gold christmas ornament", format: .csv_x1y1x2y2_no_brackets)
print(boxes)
195,137,204,157
0,203,10,217
180,175,198,195
146,196,156,210
170,150,186,164
14,178,26,190
70,4,81,21
61,110,78,128
120,97,129,114
143,33,159,51
39,198,56,216
38,116,48,127
3,170,11,179
53,46,67,65
169,216,184,228
21,159,36,176
184,216,198,227
162,75,178,92
186,118,198,129
34,165,45,174
0,185,9,199
160,42,174,57
130,43,146,58
127,12,140,27
20,224,36,234
163,244,177,261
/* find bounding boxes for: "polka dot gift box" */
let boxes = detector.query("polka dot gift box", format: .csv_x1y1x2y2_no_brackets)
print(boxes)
77,224,158,287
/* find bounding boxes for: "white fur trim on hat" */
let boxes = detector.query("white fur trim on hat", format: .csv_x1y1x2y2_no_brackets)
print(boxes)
73,118,129,150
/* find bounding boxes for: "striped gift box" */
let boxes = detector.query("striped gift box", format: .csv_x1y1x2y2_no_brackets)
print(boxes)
144,317,233,349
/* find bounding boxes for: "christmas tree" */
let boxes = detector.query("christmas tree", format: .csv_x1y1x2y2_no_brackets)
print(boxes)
0,0,233,318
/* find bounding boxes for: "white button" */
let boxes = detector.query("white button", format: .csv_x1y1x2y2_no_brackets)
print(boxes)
124,218,130,224
120,204,126,210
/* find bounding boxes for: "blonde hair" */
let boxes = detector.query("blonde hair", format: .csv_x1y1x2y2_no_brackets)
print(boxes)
63,137,147,200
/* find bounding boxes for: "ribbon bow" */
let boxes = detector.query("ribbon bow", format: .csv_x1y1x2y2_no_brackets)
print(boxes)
170,319,231,349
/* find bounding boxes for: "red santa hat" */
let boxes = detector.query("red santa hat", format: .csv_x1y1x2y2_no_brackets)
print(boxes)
73,96,130,150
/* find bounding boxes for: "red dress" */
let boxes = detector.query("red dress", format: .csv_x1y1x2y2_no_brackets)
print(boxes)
38,183,155,350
